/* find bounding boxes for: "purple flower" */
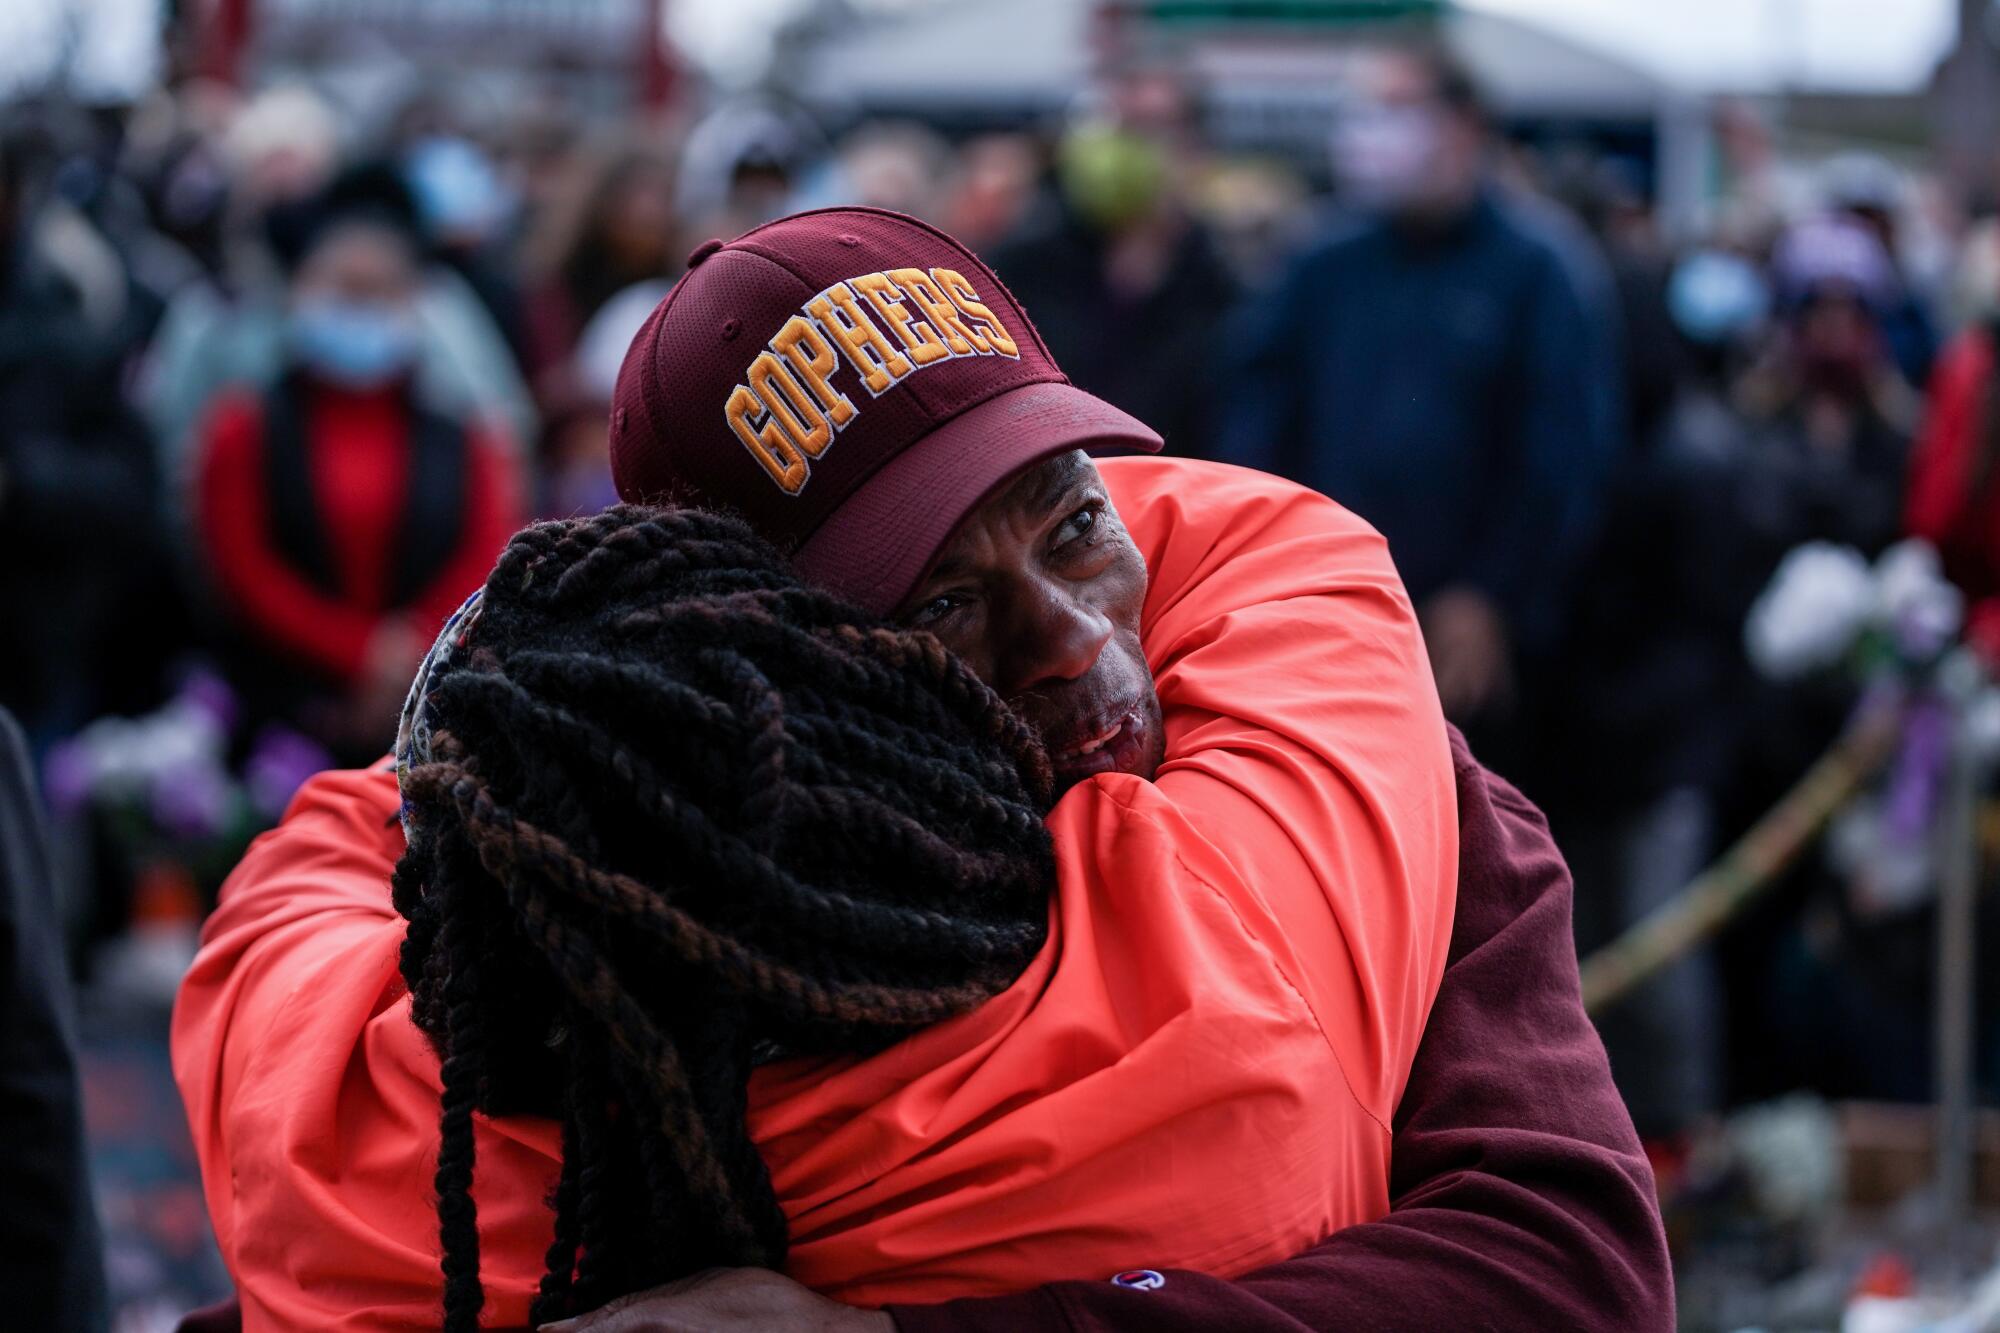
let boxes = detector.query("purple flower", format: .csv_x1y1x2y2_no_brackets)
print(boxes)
1881,695,1947,847
150,758,236,843
245,725,334,821
176,668,240,737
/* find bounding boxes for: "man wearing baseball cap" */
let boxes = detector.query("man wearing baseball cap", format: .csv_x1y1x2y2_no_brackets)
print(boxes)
171,207,1669,1331
581,207,1670,1329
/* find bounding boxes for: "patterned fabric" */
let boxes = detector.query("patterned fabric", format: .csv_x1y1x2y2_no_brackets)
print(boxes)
393,588,484,842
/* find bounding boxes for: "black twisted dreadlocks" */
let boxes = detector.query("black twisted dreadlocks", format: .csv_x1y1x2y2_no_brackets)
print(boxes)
391,505,1056,1332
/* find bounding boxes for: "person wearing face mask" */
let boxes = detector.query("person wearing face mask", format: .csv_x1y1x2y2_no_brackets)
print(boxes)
1731,216,1914,571
986,68,1238,457
188,184,523,764
1219,43,1622,768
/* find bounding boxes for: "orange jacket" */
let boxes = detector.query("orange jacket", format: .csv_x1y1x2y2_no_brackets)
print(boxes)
171,457,1457,1330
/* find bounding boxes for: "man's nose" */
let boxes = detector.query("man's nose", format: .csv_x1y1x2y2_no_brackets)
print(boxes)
1004,583,1113,694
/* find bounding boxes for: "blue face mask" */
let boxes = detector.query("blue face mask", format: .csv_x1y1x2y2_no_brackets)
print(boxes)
1668,250,1770,346
288,298,420,389
404,136,514,242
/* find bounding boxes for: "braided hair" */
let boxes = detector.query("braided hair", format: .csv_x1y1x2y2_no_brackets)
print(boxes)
392,504,1056,1331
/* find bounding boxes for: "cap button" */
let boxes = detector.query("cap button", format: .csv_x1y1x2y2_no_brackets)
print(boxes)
686,237,726,268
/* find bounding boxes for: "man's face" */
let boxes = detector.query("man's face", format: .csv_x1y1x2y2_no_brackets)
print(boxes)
895,450,1165,793
1335,50,1479,217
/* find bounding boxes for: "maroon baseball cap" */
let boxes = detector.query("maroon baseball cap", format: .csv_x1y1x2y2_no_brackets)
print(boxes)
608,206,1163,615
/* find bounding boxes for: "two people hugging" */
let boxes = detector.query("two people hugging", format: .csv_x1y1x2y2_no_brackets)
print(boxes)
173,209,1670,1333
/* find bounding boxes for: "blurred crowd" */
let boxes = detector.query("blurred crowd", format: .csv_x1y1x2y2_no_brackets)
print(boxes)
4,37,1998,1171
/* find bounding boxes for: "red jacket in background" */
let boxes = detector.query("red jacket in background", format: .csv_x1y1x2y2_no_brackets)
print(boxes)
1907,328,1998,580
1906,328,2000,659
193,377,522,684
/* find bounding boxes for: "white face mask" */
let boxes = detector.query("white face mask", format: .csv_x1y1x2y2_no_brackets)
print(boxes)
1331,101,1446,211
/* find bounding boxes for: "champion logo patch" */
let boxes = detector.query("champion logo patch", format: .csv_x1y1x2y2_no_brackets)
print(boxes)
722,267,1020,496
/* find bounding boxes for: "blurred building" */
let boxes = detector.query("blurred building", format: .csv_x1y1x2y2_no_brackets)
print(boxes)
786,0,1713,239
188,0,677,115
1932,0,2000,205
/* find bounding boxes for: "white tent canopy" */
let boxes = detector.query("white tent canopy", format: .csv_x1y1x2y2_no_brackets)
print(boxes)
792,0,1671,120
792,0,1092,110
772,0,1954,104
1476,0,1955,96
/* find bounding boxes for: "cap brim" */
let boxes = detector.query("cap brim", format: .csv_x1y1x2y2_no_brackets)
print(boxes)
793,381,1163,616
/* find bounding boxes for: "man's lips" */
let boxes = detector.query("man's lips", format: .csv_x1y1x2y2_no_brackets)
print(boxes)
1047,707,1149,781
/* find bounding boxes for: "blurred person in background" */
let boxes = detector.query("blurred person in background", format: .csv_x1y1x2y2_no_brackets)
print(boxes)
0,706,108,1333
0,105,152,355
520,134,681,413
676,99,821,243
988,68,1238,456
18,98,206,357
1822,151,1938,390
139,84,342,454
401,129,525,367
186,176,523,765
489,97,581,240
1712,217,1922,1105
0,116,174,750
1192,157,1315,287
817,120,954,219
1548,245,1775,1152
1712,218,1911,807
1733,215,1914,570
118,80,242,285
536,276,671,517
938,133,1041,251
1549,152,1687,447
145,154,535,467
1219,42,1622,756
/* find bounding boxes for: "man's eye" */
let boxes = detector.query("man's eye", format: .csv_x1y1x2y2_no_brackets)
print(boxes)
907,592,966,626
1056,502,1103,548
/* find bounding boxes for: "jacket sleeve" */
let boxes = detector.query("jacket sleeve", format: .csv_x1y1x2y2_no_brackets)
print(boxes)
169,764,408,1262
888,729,1672,1333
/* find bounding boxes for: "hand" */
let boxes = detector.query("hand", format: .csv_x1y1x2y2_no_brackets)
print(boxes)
539,1267,896,1333
1420,587,1514,721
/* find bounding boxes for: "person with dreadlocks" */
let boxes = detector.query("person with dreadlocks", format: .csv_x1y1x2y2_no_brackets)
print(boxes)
391,503,1056,1331
175,207,1670,1333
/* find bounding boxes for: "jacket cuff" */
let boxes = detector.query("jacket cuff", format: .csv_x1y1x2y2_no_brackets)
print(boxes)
888,1286,1076,1333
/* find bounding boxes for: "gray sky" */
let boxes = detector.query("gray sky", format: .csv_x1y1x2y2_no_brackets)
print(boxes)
1473,0,1957,93
673,0,1962,93
0,0,1964,101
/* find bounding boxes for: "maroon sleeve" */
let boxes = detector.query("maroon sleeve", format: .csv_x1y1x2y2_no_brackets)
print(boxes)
887,728,1673,1333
